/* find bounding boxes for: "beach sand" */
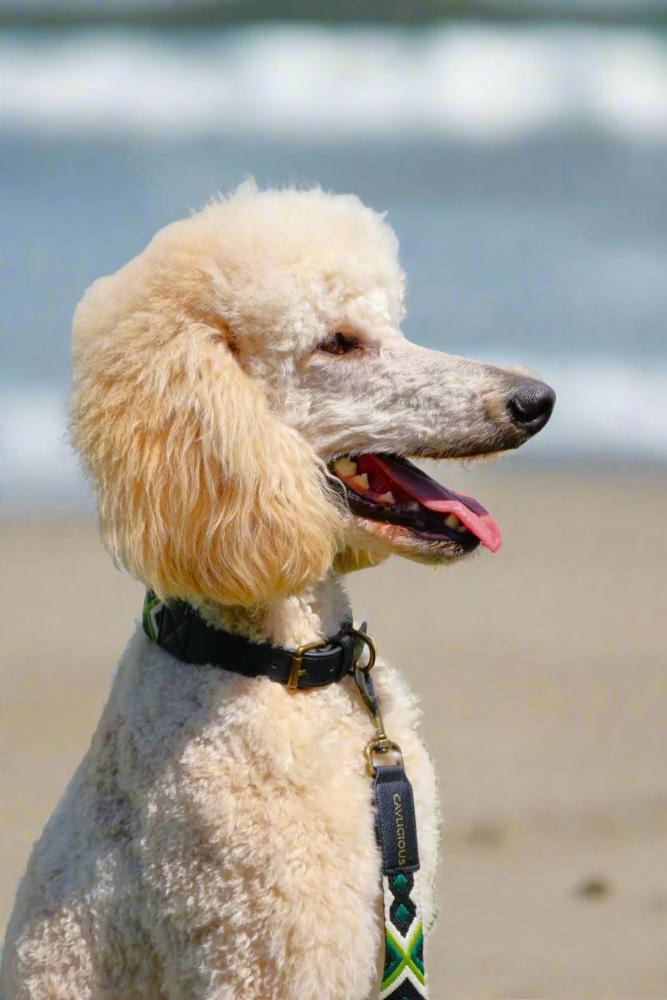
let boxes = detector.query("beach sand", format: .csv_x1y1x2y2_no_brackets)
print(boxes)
2,466,666,999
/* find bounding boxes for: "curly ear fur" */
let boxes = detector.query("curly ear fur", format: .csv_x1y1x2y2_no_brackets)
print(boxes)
70,244,343,607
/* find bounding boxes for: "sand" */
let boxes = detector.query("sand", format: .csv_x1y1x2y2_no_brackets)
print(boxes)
2,465,666,999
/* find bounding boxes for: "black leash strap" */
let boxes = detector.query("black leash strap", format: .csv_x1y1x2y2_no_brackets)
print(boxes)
352,657,428,998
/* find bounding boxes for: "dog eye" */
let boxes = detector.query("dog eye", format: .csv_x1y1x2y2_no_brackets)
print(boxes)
317,332,360,356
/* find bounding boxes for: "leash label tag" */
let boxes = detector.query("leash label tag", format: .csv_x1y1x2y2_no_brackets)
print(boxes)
374,764,420,875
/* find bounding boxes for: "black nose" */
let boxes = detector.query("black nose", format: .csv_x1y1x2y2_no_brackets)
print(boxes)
508,379,556,433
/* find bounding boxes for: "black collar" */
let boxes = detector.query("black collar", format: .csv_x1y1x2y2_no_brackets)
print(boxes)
142,591,367,692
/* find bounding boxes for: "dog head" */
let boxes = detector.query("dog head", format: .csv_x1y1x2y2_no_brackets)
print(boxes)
71,182,554,606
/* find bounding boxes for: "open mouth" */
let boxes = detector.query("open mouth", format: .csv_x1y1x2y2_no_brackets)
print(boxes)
329,453,502,553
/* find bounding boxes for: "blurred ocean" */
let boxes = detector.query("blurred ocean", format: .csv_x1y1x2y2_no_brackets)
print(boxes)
2,23,667,512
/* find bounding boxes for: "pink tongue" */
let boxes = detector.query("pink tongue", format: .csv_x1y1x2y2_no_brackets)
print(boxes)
365,455,502,553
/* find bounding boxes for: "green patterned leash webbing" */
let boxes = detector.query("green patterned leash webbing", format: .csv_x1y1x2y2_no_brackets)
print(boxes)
351,631,428,1000
142,591,162,641
380,870,425,999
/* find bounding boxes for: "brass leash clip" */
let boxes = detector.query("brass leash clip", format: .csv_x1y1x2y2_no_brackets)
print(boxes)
347,626,404,778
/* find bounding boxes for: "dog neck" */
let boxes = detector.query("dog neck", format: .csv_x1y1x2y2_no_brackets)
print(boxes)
196,573,352,648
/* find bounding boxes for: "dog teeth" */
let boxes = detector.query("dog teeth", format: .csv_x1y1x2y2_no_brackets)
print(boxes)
378,491,396,504
444,513,469,534
350,473,370,492
334,457,358,477
406,501,420,512
445,512,470,534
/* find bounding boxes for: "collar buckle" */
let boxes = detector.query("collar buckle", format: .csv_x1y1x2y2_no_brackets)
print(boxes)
287,639,331,692
287,627,375,693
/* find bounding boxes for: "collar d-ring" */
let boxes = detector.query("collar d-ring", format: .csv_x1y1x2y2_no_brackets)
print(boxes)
343,626,377,672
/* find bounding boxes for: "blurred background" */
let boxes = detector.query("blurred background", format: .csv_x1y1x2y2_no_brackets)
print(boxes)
1,1,666,997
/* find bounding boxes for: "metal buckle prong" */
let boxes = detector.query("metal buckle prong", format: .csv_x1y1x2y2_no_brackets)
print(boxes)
287,639,330,693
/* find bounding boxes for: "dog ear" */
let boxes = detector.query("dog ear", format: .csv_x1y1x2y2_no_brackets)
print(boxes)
70,273,343,607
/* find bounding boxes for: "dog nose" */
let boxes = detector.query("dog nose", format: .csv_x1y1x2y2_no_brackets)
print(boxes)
508,379,555,433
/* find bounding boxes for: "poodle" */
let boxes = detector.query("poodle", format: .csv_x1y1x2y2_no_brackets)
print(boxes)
1,183,554,1000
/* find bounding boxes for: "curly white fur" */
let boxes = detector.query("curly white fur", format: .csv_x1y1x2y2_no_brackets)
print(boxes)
2,183,535,1000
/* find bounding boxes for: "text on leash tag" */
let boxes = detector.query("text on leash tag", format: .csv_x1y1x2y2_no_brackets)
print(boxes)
373,764,420,875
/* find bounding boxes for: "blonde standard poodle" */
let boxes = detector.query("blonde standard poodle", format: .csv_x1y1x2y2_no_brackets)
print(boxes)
1,183,554,1000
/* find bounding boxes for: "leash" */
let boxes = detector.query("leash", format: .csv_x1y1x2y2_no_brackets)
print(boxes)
142,592,428,999
353,637,427,1000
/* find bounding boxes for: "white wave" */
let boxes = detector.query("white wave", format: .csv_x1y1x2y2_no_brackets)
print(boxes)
2,25,667,141
497,359,667,457
2,363,665,512
0,388,93,512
